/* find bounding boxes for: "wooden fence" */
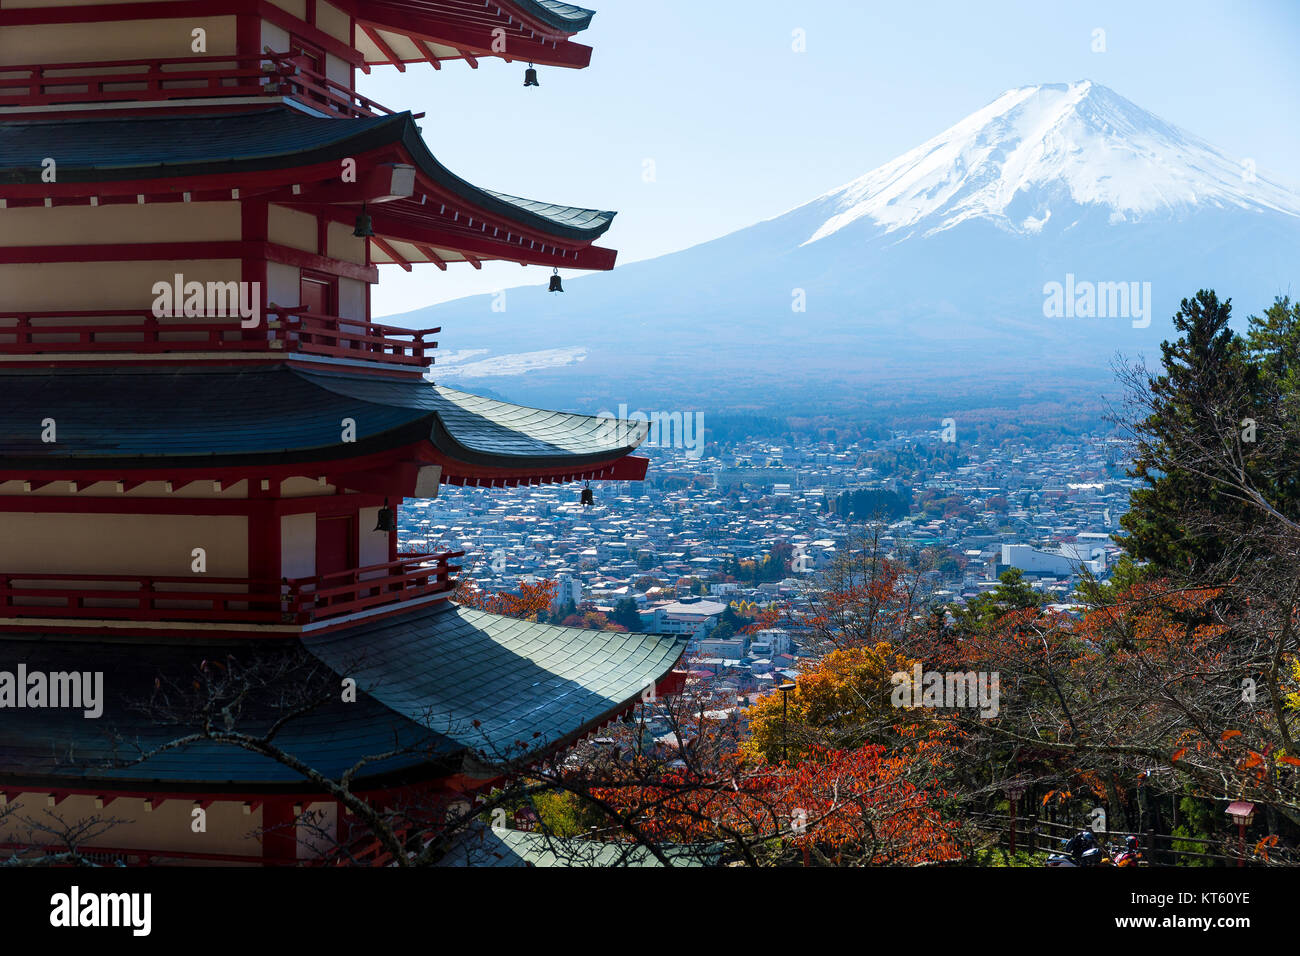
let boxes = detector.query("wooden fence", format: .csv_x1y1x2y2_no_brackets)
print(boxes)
968,811,1285,866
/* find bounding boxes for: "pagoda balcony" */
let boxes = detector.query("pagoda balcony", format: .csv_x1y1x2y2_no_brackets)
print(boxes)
0,552,461,632
0,52,393,119
0,308,438,369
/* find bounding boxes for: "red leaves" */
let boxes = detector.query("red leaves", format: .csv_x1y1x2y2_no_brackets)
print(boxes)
592,740,962,865
455,577,557,621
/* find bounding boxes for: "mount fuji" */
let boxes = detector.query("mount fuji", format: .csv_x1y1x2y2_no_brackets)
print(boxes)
395,81,1300,410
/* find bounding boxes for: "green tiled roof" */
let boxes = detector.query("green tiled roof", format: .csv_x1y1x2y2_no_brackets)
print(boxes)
0,365,647,471
437,824,720,867
305,604,686,762
521,1,597,31
0,110,614,241
0,604,687,790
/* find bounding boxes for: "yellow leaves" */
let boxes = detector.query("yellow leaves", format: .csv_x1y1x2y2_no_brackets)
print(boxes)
740,641,916,765
1285,656,1300,713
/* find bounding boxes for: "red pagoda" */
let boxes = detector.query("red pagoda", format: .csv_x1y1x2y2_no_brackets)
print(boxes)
0,0,684,865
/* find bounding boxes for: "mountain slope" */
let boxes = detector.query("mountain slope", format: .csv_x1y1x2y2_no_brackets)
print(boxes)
396,81,1300,410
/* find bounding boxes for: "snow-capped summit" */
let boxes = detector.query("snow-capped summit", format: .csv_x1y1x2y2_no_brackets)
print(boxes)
804,80,1300,244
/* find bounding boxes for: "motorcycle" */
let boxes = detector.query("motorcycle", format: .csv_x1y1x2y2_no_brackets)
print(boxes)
1110,835,1146,867
1044,828,1113,867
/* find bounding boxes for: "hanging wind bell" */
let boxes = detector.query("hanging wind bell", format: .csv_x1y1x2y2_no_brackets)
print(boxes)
374,497,397,532
548,267,563,293
580,482,594,508
353,202,374,238
523,62,539,87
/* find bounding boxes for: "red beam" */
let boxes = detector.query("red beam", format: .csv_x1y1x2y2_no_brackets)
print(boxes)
413,38,442,69
359,22,406,71
412,243,447,271
371,235,412,271
365,210,618,270
264,242,379,284
0,240,378,283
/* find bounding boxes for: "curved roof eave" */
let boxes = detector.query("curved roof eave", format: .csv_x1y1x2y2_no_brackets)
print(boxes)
0,110,615,243
393,114,615,240
518,1,597,33
0,604,686,789
0,366,647,474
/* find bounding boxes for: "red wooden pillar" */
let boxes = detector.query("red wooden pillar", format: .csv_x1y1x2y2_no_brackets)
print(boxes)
236,14,260,58
390,497,399,563
248,498,281,593
241,201,270,342
262,797,297,864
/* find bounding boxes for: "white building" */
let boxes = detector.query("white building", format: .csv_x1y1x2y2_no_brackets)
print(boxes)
551,573,583,613
653,597,727,637
699,636,746,659
749,628,792,657
1001,543,1105,577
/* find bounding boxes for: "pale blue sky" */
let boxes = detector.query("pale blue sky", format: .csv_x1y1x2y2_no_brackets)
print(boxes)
364,0,1300,317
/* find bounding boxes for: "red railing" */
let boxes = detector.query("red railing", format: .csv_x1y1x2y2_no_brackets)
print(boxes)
270,308,438,368
0,842,310,867
0,51,393,118
0,552,461,627
0,308,439,368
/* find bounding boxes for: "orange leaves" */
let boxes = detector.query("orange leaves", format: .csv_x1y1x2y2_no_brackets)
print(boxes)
739,605,784,637
1221,730,1243,741
1278,754,1300,767
1171,747,1188,762
455,577,557,621
1254,834,1280,863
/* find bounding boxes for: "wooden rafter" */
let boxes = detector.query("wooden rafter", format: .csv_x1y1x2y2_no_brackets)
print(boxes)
359,23,407,72
371,236,413,272
413,38,443,70
413,243,448,271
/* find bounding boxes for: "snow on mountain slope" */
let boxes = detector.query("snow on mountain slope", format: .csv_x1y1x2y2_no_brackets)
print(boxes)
804,81,1300,244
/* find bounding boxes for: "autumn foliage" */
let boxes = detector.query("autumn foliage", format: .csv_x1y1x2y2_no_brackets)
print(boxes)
454,576,556,620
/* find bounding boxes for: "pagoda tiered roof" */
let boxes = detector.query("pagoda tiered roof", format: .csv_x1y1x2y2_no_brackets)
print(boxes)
347,0,599,70
0,365,649,485
0,109,616,269
0,602,687,791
